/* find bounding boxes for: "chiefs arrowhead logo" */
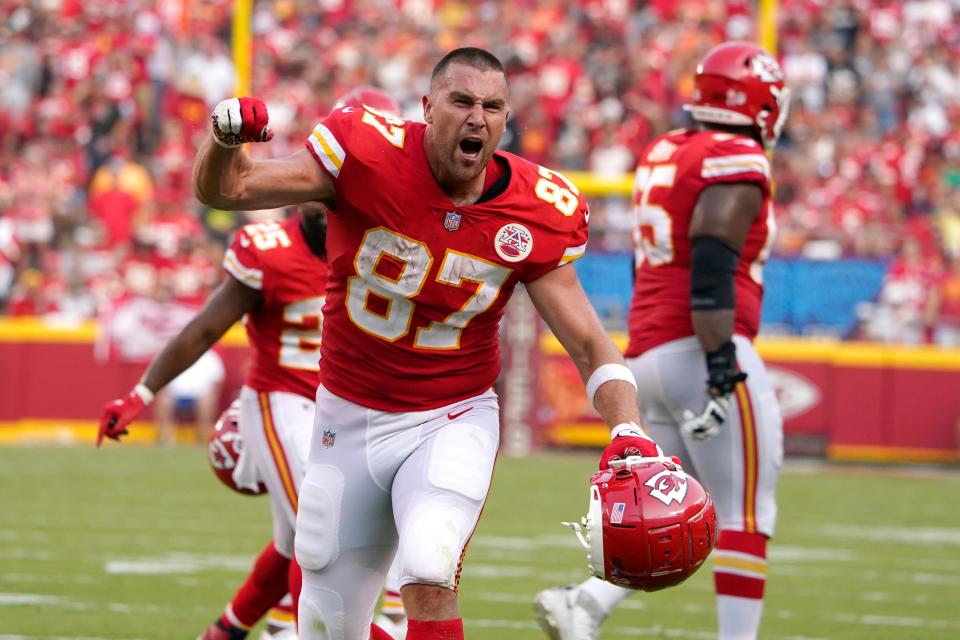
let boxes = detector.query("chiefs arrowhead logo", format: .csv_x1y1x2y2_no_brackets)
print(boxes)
208,432,242,470
750,53,784,83
644,468,688,506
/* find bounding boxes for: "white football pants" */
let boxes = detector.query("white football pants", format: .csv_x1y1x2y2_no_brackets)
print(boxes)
296,384,501,640
628,335,784,536
238,387,314,557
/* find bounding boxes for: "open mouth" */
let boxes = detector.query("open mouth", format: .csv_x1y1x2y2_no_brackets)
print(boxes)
459,137,484,159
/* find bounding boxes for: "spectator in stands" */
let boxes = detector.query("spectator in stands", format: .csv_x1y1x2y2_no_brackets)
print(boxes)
859,236,941,344
929,255,960,347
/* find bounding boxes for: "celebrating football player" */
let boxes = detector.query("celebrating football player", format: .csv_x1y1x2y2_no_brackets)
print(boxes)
534,42,789,640
192,47,661,640
99,89,409,640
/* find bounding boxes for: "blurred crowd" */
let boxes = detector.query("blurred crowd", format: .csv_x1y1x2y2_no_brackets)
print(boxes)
0,0,958,344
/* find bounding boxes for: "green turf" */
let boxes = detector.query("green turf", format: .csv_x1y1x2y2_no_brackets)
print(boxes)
1,447,959,639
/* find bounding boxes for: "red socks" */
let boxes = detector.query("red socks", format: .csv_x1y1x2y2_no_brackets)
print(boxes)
370,623,397,640
288,552,302,620
713,529,768,600
223,541,291,628
406,618,464,640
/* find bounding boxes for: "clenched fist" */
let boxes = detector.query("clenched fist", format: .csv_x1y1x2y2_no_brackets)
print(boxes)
211,97,274,148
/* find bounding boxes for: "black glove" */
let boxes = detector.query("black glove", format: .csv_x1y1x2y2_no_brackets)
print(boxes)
705,340,748,397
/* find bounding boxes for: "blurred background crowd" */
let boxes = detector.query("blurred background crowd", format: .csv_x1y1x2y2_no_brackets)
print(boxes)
0,0,958,345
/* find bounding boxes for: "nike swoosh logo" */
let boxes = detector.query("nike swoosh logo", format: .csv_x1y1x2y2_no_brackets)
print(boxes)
447,407,473,420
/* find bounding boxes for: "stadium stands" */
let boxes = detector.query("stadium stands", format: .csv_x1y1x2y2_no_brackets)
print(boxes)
0,0,957,343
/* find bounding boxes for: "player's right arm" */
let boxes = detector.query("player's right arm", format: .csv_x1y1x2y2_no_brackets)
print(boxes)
193,97,335,211
97,275,260,446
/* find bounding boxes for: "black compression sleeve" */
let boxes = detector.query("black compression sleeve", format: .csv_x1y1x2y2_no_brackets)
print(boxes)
690,236,740,310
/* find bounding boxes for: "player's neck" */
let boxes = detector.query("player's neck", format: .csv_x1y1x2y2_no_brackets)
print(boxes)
700,122,760,144
424,134,486,207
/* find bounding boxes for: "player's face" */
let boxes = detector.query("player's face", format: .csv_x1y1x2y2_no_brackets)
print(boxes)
423,63,509,185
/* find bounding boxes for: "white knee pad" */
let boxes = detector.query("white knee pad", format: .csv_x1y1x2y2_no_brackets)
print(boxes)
295,467,344,572
298,588,346,640
397,504,471,589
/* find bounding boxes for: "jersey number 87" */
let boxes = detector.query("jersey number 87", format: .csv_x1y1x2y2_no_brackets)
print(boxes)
346,228,512,350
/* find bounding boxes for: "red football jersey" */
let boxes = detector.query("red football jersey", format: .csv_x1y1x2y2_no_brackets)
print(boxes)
625,129,775,357
223,216,328,400
306,106,589,411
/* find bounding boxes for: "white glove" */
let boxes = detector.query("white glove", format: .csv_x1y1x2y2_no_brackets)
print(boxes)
680,396,730,442
211,97,274,148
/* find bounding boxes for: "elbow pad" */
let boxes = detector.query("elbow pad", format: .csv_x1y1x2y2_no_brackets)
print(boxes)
690,236,739,310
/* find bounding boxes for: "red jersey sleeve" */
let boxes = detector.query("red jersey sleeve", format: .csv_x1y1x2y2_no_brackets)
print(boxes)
521,166,591,283
304,107,363,182
223,220,298,295
223,224,264,291
698,135,771,194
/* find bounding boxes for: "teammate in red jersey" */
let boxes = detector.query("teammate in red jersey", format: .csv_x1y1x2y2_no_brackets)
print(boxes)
192,47,661,640
535,42,789,640
97,205,326,640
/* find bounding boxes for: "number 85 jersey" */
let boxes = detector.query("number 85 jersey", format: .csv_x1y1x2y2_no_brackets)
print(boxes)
626,130,776,358
305,106,589,411
224,216,327,400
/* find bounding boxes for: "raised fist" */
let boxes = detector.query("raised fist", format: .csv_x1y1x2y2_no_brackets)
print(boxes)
211,97,274,148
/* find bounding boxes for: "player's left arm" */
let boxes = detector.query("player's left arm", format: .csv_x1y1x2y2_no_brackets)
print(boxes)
683,183,763,440
689,183,763,354
527,264,664,467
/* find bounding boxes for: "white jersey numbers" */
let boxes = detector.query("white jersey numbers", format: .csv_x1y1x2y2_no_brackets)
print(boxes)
535,166,580,217
632,164,677,267
360,106,406,148
244,221,293,251
347,228,512,349
348,228,432,342
279,296,325,371
415,251,511,350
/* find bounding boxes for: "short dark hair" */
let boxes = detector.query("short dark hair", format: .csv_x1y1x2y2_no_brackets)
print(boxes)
431,47,504,84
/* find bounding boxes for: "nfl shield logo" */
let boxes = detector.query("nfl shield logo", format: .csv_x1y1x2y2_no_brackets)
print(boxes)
321,430,336,448
443,211,461,231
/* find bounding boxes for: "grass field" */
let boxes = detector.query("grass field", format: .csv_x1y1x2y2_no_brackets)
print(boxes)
1,447,959,639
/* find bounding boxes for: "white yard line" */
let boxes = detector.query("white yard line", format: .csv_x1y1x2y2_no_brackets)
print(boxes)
0,637,150,640
469,590,960,634
821,524,960,546
104,552,255,575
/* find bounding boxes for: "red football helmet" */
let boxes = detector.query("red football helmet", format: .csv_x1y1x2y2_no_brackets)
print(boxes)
684,41,790,149
208,400,266,496
333,86,401,116
564,456,717,591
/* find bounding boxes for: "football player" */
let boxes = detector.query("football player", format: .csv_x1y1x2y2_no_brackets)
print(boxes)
99,91,409,640
192,47,663,640
534,42,789,640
